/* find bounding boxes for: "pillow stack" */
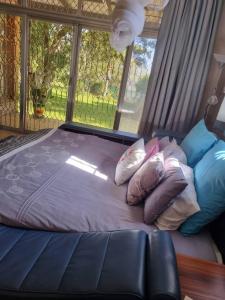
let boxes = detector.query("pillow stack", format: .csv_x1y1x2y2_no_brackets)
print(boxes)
179,120,225,235
115,135,200,229
155,163,200,230
115,119,224,233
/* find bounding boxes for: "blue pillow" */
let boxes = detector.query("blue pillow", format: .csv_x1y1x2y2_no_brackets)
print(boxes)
181,119,217,167
180,140,225,235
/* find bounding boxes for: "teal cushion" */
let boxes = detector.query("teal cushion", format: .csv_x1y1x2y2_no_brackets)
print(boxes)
181,119,217,167
180,140,225,235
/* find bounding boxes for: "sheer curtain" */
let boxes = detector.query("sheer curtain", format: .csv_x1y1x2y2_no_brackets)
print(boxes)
139,0,223,136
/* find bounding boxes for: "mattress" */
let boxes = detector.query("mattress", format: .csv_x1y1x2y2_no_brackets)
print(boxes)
0,128,217,261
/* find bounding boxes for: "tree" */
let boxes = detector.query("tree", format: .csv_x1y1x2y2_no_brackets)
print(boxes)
29,22,156,108
133,37,156,67
78,30,124,98
29,21,72,93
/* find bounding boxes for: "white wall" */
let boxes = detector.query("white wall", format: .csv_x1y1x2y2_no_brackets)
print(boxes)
217,96,225,122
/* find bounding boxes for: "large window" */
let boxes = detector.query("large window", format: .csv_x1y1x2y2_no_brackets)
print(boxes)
0,1,162,134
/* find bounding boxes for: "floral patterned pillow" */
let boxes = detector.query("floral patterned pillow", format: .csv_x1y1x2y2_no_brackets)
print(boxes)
115,138,146,185
127,152,165,206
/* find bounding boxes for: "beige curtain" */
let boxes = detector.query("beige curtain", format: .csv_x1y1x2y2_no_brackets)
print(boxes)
139,0,223,136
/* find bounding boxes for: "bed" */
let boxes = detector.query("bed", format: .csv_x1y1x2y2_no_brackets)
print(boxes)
0,123,217,261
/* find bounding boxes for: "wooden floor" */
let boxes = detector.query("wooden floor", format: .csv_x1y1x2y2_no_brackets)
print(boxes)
0,112,62,132
0,129,22,139
177,254,225,300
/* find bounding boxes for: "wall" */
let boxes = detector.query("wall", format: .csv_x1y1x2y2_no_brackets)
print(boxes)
199,2,225,128
217,96,225,122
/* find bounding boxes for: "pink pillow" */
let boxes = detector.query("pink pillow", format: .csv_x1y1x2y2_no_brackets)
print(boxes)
144,138,159,161
159,136,171,151
127,152,165,206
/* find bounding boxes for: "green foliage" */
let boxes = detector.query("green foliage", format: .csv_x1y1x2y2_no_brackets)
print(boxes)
133,37,156,67
78,30,124,98
28,22,156,129
42,88,117,129
29,24,125,102
29,21,72,93
90,82,104,96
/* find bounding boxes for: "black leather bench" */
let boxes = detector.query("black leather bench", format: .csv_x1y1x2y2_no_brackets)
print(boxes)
0,225,180,299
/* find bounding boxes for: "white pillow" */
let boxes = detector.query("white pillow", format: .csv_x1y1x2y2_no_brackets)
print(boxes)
155,163,200,230
115,138,146,185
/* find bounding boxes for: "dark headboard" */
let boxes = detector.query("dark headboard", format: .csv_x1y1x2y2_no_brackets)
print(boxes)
209,213,225,263
59,122,140,145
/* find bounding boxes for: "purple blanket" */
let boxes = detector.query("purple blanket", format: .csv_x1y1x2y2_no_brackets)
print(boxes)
0,129,149,232
0,129,216,261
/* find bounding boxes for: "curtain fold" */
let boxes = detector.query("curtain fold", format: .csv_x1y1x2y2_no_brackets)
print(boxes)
139,0,223,136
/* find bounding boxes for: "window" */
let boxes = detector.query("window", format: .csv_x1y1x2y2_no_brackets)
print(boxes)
119,37,156,134
0,1,162,134
73,28,124,129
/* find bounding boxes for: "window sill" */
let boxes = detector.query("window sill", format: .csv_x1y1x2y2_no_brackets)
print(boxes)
59,122,141,145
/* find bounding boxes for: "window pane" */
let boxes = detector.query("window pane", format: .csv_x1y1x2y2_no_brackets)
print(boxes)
27,19,73,131
0,14,21,129
119,37,156,134
73,28,125,129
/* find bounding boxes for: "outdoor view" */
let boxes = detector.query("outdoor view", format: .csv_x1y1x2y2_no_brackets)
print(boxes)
0,15,156,133
27,20,73,130
119,37,156,133
73,28,124,129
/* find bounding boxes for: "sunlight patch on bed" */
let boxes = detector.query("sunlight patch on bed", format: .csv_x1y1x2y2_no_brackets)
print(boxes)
66,156,108,181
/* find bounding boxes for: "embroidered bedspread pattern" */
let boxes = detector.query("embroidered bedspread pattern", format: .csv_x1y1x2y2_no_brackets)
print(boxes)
0,129,89,228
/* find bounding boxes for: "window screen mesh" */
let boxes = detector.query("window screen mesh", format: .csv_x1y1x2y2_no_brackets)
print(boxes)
0,0,163,33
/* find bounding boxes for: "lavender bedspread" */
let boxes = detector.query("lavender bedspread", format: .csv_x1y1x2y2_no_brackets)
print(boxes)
0,129,147,231
0,129,216,261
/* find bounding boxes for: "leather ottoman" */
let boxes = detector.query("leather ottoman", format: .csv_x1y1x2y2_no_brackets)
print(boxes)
0,226,180,299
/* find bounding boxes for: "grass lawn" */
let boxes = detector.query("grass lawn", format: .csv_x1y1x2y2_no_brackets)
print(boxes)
32,88,118,129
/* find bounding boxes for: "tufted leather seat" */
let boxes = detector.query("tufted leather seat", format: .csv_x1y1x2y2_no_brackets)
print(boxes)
0,225,180,299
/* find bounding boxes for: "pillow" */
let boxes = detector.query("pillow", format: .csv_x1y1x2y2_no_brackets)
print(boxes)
155,163,200,230
127,152,164,206
115,138,146,185
144,137,159,161
180,140,225,235
144,157,187,224
181,119,217,167
162,140,187,164
159,136,174,150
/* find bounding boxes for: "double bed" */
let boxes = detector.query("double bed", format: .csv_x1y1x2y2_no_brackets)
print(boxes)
0,124,217,261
